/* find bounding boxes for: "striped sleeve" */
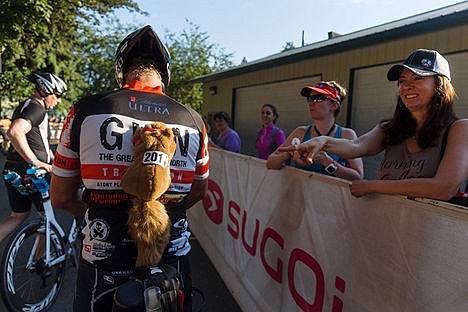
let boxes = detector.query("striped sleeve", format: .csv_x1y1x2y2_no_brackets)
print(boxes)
194,123,209,180
52,106,81,177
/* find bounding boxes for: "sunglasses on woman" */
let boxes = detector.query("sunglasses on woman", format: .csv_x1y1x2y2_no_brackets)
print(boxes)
306,94,329,103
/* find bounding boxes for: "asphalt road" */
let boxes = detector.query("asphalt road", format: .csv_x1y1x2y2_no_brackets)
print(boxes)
0,152,241,312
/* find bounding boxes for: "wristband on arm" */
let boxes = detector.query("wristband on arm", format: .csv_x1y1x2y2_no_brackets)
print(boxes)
28,158,38,166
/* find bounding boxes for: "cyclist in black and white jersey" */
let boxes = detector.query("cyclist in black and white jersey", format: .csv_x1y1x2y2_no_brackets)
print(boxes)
50,25,209,312
0,72,67,243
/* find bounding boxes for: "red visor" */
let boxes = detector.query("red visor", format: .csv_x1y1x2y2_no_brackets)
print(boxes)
301,83,340,102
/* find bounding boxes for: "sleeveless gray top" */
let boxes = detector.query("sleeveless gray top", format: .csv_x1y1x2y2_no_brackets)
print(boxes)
377,129,447,180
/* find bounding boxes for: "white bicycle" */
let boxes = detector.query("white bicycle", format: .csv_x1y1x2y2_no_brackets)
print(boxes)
0,167,80,312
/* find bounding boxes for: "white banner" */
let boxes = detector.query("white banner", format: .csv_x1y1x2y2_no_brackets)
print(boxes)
188,149,468,312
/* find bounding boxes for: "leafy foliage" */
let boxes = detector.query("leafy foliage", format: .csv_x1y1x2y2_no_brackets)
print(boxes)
77,18,139,96
0,5,233,116
0,0,142,115
164,20,234,113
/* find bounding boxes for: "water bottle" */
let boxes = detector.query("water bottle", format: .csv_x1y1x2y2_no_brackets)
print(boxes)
3,170,29,195
144,286,162,312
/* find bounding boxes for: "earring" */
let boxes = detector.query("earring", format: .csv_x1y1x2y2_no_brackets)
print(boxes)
398,101,408,111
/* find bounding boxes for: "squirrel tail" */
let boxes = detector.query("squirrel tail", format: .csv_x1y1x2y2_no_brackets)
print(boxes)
127,199,171,267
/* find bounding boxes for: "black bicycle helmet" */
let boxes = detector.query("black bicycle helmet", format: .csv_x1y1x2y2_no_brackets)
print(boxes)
25,72,68,96
115,25,171,88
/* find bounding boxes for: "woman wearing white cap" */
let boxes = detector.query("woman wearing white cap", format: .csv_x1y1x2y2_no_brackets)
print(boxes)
267,81,364,181
279,49,467,203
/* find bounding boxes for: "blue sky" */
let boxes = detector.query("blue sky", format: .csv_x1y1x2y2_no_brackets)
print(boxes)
116,0,464,64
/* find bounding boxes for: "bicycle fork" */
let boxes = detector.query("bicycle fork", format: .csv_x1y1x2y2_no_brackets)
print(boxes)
42,198,66,268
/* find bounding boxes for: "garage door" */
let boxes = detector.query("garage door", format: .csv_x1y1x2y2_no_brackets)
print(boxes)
448,52,468,117
234,76,321,157
351,51,468,179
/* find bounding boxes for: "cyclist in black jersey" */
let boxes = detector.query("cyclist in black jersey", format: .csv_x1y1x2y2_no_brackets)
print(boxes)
0,72,67,243
50,25,209,312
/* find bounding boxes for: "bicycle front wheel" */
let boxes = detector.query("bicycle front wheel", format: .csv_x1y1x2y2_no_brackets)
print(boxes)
0,219,67,312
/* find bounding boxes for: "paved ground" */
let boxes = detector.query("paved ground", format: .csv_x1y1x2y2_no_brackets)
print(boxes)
0,152,241,312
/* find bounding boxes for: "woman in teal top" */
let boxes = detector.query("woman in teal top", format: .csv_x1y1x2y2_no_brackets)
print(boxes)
267,81,363,181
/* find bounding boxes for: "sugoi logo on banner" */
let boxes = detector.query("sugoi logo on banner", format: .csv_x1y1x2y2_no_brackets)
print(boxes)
203,179,224,224
202,178,346,312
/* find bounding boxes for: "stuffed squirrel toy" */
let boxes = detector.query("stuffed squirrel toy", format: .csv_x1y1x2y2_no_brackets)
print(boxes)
121,122,177,268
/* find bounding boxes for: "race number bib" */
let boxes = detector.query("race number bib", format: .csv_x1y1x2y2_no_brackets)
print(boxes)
142,151,169,167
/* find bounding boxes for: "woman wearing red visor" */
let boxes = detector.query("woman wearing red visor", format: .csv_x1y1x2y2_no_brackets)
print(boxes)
267,81,363,180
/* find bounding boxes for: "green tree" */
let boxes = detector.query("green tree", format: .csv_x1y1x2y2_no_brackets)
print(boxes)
77,18,139,96
164,20,234,113
0,0,142,115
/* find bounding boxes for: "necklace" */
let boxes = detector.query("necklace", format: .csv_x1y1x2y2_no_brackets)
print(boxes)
314,124,336,137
